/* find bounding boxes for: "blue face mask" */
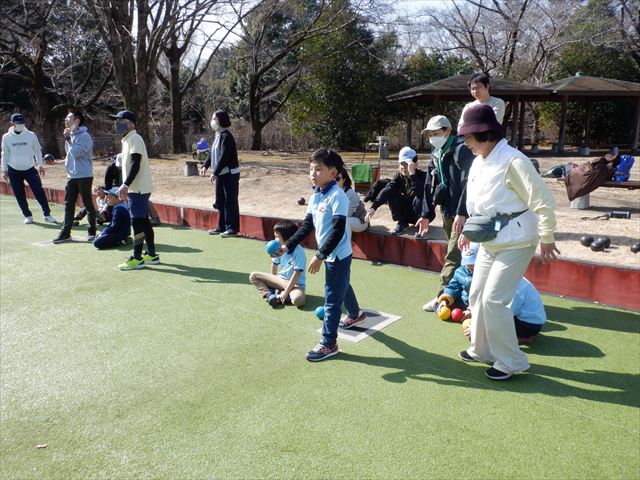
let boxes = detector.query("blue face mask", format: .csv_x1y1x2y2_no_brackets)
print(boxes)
115,122,128,135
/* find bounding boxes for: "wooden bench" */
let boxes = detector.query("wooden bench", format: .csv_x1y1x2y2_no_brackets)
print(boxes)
600,180,640,190
184,160,200,177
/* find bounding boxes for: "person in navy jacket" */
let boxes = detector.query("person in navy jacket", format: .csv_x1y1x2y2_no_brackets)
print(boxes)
200,110,240,237
93,187,131,249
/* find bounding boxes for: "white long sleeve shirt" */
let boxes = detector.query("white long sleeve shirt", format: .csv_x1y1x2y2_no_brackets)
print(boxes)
1,127,43,174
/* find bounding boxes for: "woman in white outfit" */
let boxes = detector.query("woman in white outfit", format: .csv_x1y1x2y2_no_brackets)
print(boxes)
457,104,560,381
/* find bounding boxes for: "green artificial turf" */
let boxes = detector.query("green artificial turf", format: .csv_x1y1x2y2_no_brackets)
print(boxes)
1,195,639,479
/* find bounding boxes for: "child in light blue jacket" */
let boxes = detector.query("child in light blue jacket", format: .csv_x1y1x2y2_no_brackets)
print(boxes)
445,243,546,344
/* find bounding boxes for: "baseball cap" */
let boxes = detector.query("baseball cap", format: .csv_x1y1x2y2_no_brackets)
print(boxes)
461,243,480,266
104,187,120,196
458,104,502,136
10,113,25,124
398,146,417,163
421,115,451,134
109,110,136,123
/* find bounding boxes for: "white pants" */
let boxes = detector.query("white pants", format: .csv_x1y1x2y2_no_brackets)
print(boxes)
348,216,369,233
466,245,536,374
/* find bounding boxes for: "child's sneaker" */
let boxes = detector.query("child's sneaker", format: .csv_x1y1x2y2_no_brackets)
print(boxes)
339,310,367,329
24,216,33,224
44,215,57,223
142,252,160,265
118,256,145,271
306,341,338,362
422,297,438,312
266,293,280,308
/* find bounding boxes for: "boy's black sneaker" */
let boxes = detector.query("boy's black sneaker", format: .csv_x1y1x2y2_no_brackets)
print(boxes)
267,294,280,308
458,350,478,363
485,367,513,381
52,234,72,244
306,342,338,362
391,223,409,235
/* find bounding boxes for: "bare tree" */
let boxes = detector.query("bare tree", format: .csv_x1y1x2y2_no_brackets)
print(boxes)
614,0,640,68
228,0,373,150
414,0,583,82
0,0,113,157
155,1,256,153
83,0,188,153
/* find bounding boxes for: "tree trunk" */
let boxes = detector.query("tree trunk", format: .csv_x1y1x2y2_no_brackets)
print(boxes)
250,124,263,151
169,57,186,153
248,79,262,150
29,87,61,158
171,89,186,153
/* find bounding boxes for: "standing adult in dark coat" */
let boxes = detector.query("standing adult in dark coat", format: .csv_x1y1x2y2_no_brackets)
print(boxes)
200,110,240,237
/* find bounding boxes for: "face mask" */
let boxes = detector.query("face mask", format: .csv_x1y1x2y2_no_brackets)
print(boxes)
13,124,24,133
69,124,78,133
429,135,447,149
115,122,128,135
210,117,220,131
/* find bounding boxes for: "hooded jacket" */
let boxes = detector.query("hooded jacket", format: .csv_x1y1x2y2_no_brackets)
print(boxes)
64,126,93,179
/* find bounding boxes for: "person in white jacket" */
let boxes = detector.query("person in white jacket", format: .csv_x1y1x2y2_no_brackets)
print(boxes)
457,104,560,381
1,113,56,224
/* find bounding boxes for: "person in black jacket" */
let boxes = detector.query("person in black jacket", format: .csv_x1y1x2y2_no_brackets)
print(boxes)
416,115,475,312
364,147,427,235
200,110,240,237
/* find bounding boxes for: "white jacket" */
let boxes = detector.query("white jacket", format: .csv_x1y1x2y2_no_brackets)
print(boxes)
1,127,43,174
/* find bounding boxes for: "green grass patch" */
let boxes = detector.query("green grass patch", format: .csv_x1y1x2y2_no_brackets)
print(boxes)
1,196,638,479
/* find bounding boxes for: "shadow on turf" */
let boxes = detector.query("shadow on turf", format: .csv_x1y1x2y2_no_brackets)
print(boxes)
340,331,640,408
153,243,203,253
545,305,640,334
521,334,604,358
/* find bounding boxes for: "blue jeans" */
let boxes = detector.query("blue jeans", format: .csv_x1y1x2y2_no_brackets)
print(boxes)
7,166,51,217
215,173,240,232
323,255,360,345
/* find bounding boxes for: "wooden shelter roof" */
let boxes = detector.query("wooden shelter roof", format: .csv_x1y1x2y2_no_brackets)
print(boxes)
543,73,640,98
386,74,550,103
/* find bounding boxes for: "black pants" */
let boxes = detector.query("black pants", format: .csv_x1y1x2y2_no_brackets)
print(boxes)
215,172,240,232
387,194,420,226
61,177,96,236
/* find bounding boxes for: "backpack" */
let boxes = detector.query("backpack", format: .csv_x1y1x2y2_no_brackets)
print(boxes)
613,155,635,182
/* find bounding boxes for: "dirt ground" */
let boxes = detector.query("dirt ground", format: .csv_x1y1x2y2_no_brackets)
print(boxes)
34,148,640,268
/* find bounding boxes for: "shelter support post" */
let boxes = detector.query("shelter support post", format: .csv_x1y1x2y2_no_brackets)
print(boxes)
633,96,640,153
558,95,568,153
510,95,520,147
405,103,413,147
517,101,526,150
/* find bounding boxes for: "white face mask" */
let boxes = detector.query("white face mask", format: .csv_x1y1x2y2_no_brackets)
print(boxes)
69,124,78,133
13,124,24,133
210,117,220,131
429,135,447,149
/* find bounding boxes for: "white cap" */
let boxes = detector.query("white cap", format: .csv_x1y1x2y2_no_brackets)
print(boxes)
421,115,452,134
461,243,480,266
398,146,417,163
